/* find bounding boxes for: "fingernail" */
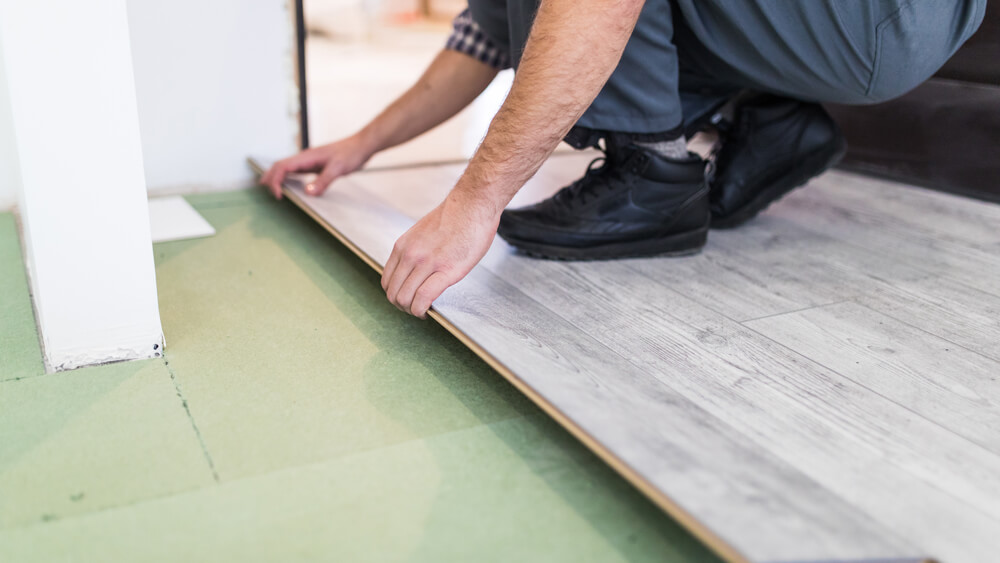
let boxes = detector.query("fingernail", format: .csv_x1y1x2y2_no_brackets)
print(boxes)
305,183,315,194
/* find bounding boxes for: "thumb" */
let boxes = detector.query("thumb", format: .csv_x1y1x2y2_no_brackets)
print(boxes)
305,164,342,197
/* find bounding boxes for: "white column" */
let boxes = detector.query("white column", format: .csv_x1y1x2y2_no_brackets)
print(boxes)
0,0,164,370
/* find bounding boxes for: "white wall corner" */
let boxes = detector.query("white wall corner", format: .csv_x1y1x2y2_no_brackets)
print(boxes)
1,0,165,372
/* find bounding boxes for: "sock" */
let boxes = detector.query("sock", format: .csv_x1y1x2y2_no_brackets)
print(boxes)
635,136,688,160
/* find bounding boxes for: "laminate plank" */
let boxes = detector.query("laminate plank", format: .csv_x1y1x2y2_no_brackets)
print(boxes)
524,160,945,323
343,152,597,218
853,275,1000,363
745,300,1000,457
809,171,1000,244
475,248,1000,563
432,266,916,563
353,156,941,324
628,219,931,323
771,173,1000,298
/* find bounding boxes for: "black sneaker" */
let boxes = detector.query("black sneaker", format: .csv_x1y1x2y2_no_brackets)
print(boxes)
497,143,710,260
709,95,847,229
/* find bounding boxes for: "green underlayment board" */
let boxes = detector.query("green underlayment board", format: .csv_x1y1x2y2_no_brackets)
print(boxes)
0,197,720,562
0,213,43,379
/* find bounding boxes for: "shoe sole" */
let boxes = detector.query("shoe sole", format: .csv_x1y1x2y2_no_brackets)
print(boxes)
710,136,848,230
500,224,709,261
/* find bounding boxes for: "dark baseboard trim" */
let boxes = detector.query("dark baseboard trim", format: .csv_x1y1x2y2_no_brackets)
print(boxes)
826,78,1000,203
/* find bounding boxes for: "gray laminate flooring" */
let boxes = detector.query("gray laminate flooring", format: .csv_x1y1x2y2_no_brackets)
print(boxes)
258,153,1000,563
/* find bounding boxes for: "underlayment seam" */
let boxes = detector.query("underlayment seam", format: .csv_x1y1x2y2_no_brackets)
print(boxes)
163,354,220,483
0,373,47,384
0,412,551,533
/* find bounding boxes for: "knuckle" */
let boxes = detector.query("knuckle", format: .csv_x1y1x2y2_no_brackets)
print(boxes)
400,253,418,268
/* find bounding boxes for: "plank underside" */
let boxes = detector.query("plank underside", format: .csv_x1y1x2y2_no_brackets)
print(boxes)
249,154,1000,563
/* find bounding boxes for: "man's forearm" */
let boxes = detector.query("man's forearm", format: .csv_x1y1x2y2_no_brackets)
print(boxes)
450,0,645,215
359,49,499,154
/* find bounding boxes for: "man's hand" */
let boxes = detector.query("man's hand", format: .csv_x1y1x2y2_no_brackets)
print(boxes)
381,195,499,318
379,0,642,316
261,49,498,201
261,134,375,200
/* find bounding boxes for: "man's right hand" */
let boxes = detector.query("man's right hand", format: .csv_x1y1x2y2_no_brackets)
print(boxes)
261,134,375,200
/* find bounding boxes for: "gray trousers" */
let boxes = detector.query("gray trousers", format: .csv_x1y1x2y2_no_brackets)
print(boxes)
468,0,987,137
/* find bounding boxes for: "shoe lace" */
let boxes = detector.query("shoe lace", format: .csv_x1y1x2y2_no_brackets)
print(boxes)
554,153,632,207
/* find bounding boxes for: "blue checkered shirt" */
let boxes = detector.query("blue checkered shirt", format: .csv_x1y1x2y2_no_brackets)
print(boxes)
444,9,511,70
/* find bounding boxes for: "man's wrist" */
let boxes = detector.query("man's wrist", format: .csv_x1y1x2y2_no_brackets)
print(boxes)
449,171,512,222
355,124,384,157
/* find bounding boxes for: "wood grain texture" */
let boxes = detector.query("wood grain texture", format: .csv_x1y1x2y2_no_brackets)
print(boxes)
853,275,1000,364
745,301,1000,455
249,154,1000,562
479,254,1000,563
772,171,1000,298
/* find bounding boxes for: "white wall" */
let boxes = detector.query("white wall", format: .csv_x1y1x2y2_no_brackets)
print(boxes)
0,46,18,210
0,1,300,210
126,0,300,195
1,0,164,371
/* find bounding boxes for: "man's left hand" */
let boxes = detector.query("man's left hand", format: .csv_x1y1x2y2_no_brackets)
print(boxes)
381,195,500,318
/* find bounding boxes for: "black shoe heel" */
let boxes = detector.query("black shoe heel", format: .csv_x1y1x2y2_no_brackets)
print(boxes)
711,136,846,230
